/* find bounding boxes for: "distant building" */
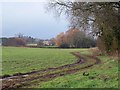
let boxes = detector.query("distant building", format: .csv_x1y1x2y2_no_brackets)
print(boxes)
43,40,52,46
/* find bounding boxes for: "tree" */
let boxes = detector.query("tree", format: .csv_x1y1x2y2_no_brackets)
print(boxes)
65,28,81,47
50,38,56,46
15,33,24,38
55,32,67,47
14,38,26,46
47,1,120,55
54,28,96,48
2,37,26,46
37,40,44,47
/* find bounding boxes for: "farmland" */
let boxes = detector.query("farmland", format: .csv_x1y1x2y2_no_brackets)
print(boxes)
2,47,82,75
2,47,118,88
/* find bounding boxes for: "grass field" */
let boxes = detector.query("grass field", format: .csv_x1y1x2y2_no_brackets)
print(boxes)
2,47,83,75
2,47,118,88
38,56,118,88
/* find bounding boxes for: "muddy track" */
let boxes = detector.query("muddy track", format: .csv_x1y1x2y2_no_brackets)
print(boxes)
1,52,101,90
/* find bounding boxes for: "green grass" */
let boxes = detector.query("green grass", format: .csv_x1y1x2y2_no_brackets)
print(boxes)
36,52,118,88
2,47,118,88
2,47,84,75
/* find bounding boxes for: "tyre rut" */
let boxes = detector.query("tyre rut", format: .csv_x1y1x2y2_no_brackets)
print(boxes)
2,52,101,89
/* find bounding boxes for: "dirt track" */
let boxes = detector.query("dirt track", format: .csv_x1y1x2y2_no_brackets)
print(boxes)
1,52,101,89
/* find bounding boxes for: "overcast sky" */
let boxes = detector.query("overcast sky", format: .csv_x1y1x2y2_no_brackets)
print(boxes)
2,2,69,39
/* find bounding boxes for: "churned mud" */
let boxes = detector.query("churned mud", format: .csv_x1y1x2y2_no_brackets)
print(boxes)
1,52,101,90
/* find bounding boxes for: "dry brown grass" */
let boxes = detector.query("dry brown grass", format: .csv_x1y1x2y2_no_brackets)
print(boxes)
89,47,102,56
89,47,119,60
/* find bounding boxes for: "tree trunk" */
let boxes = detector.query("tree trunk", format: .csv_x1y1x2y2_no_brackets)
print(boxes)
118,1,120,58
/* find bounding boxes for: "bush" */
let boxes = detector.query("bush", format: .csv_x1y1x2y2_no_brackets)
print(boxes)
59,43,69,48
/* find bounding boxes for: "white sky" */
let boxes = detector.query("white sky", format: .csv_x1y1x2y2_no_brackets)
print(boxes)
0,0,119,39
1,2,69,39
0,0,48,2
0,0,119,2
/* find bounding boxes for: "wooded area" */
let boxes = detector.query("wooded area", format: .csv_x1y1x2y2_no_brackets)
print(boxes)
48,1,120,55
54,28,96,48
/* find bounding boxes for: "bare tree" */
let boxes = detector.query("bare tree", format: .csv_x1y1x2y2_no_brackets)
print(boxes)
47,1,120,54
